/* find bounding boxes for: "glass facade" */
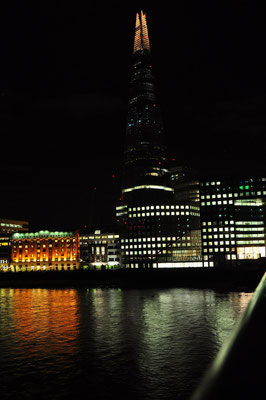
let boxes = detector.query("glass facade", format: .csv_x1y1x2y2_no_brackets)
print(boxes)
118,11,266,269
200,177,266,266
117,203,202,268
122,11,172,205
118,11,202,268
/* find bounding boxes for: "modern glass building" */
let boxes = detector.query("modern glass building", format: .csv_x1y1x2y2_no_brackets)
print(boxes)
200,176,266,266
122,10,173,205
117,203,202,268
117,11,202,268
170,166,266,266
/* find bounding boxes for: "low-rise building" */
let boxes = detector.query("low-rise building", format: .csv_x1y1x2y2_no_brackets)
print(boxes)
0,218,29,271
79,230,121,269
10,230,79,272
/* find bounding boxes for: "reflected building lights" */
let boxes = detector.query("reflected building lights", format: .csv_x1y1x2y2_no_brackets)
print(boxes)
9,288,79,354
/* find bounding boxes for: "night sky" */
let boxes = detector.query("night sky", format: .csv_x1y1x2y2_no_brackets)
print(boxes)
2,1,266,231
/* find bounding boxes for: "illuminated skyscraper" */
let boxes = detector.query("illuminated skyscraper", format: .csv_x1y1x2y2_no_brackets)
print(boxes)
122,10,173,205
116,10,266,269
117,11,202,268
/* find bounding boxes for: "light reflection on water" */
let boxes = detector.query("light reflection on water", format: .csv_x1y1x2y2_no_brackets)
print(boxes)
0,287,253,400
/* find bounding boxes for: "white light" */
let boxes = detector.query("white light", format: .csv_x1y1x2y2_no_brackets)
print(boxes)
122,185,174,193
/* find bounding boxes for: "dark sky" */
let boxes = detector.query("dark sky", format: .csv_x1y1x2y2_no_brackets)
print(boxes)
2,1,266,231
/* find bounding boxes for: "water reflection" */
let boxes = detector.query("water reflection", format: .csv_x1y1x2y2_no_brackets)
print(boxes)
0,288,79,400
11,288,78,352
0,287,253,400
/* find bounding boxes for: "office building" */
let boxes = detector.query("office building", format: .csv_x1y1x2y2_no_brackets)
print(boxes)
0,218,29,271
117,11,202,268
0,218,29,235
79,230,121,269
200,175,266,266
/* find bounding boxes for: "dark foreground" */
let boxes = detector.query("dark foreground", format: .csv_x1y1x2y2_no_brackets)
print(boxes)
192,271,266,400
0,264,265,290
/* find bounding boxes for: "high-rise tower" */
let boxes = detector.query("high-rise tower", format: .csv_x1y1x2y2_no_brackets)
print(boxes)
117,11,202,268
122,10,173,205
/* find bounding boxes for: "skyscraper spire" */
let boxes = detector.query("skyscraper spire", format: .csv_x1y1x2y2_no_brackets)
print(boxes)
133,10,151,54
121,10,172,205
116,11,202,270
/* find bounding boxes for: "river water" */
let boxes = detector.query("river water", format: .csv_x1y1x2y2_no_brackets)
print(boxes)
0,287,253,400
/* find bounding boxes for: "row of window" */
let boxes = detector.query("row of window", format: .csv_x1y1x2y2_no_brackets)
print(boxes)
128,205,198,211
122,242,194,250
1,223,23,228
203,240,264,248
202,224,234,230
203,248,235,253
202,194,264,203
202,196,265,206
14,243,73,248
202,221,264,227
124,250,170,256
128,211,198,218
121,236,184,243
201,178,266,187
13,239,75,244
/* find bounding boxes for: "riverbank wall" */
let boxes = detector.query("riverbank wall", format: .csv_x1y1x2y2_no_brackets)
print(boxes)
0,263,265,290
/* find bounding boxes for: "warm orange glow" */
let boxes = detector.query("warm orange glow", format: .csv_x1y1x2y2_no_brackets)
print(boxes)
133,10,151,54
10,233,80,271
10,288,79,353
141,11,150,52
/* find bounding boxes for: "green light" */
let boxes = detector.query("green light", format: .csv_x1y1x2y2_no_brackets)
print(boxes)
239,186,244,190
245,185,249,190
12,231,74,240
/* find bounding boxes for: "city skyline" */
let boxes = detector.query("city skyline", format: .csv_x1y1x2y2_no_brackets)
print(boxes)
3,2,266,231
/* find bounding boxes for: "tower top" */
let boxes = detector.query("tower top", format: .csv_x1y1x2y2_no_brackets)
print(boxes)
133,10,151,54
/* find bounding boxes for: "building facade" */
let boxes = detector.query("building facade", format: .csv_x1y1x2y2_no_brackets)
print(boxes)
79,230,121,269
117,203,201,268
10,231,80,272
200,176,266,266
0,218,29,271
0,218,29,235
121,10,173,206
117,11,202,268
